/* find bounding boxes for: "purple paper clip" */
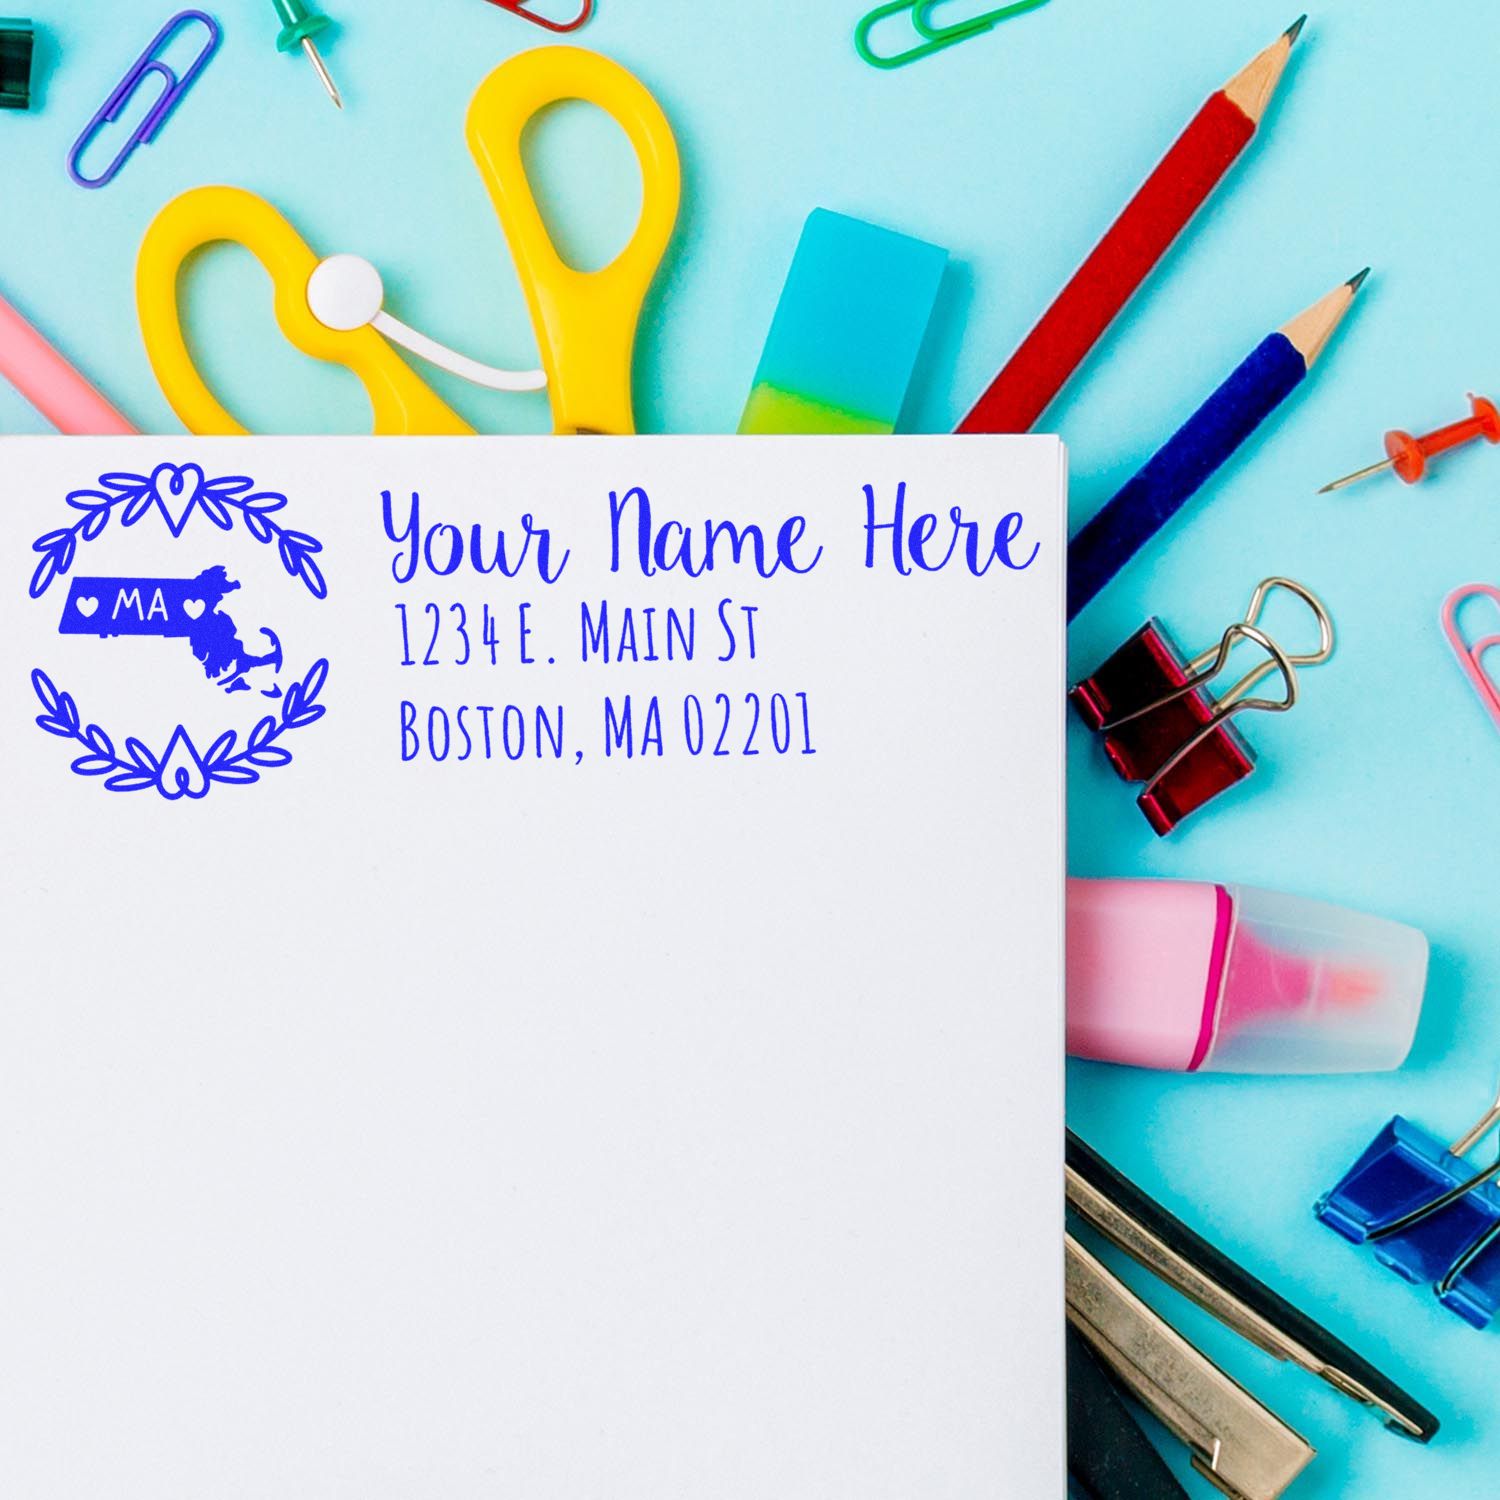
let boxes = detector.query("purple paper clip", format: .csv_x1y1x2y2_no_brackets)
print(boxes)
67,11,222,190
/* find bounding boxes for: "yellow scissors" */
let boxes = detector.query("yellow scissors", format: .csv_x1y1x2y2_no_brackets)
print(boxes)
136,46,681,436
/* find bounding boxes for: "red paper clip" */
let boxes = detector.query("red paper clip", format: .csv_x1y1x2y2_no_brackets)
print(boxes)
481,0,594,32
1070,577,1334,835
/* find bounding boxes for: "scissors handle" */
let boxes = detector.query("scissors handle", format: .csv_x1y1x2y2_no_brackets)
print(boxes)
466,46,680,435
136,185,474,435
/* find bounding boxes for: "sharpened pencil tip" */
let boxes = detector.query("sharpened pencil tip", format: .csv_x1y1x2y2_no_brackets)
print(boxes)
1284,14,1307,43
1315,482,1336,494
1346,267,1371,292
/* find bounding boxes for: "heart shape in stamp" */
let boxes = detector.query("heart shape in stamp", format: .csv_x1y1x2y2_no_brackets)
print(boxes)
155,725,211,801
76,596,99,618
182,599,206,620
149,463,206,537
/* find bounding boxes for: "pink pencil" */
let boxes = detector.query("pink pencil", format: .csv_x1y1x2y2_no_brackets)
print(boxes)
0,290,137,434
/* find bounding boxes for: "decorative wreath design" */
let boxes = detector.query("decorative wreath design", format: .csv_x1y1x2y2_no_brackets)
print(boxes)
29,462,330,800
29,463,326,600
31,659,330,801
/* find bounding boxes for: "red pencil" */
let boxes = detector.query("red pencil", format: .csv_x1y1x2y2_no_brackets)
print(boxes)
958,17,1305,436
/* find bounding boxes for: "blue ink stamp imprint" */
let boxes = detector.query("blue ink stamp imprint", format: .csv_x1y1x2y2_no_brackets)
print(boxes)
61,567,285,694
28,464,330,801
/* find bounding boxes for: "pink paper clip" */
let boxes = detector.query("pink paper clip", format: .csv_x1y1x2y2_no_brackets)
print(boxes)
1442,584,1500,731
480,0,594,33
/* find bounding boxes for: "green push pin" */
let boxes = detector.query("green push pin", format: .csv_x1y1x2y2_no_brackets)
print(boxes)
271,0,342,110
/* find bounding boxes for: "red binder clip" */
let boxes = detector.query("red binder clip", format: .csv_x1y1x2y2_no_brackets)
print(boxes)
481,0,594,32
1069,577,1334,835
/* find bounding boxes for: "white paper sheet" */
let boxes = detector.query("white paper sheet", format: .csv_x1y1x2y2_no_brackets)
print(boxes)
0,436,1065,1499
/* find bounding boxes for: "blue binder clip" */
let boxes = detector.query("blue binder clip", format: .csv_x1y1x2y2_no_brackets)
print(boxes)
67,11,222,189
1316,1083,1500,1329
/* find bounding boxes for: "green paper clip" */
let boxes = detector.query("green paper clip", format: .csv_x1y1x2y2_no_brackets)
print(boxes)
854,0,1051,69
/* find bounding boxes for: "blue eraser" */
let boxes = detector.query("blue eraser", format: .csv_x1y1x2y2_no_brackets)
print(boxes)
739,208,948,435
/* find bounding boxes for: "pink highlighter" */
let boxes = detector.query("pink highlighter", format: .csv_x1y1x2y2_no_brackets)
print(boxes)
0,291,136,434
1067,879,1429,1073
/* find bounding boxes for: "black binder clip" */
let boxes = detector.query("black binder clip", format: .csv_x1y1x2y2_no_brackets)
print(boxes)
1068,1128,1440,1500
1069,576,1335,835
1067,1132,1439,1500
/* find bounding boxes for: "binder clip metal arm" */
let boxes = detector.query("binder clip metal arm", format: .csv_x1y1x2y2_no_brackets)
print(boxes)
1068,1132,1438,1442
1066,1234,1315,1500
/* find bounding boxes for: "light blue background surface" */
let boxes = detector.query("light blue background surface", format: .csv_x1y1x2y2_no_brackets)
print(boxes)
4,2,1498,1495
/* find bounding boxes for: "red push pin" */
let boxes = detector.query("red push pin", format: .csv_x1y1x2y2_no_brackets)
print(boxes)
1319,393,1500,492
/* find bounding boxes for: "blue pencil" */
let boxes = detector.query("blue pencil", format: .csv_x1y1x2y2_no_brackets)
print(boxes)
1067,269,1367,621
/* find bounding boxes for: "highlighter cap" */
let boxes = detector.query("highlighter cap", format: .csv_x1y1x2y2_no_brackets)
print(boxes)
1065,878,1429,1074
1206,884,1428,1073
